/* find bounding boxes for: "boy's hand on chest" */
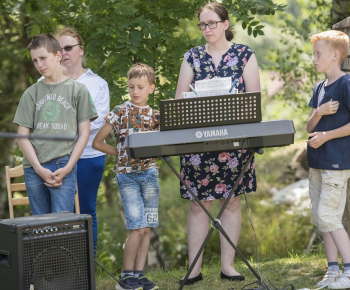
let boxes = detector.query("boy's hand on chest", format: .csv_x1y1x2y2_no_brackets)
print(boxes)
318,99,339,116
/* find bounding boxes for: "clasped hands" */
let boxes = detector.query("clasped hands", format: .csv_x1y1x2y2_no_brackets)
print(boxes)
37,167,69,187
307,99,339,149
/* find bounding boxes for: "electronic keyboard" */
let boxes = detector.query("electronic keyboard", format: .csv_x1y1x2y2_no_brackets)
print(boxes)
126,120,295,158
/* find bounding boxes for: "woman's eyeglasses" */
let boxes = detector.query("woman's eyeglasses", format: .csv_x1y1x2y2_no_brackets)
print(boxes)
62,44,81,52
197,20,224,31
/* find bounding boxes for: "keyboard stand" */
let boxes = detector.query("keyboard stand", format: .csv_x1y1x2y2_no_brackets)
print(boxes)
160,148,268,290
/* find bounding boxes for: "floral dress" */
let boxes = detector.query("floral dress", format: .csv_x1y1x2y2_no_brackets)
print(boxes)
180,43,257,200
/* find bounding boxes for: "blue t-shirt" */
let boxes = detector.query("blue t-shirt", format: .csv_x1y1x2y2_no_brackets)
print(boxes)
307,74,350,169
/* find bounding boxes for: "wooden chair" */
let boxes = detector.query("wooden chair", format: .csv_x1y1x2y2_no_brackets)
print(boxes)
6,164,80,218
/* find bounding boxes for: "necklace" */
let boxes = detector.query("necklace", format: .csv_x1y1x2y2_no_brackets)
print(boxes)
47,85,56,95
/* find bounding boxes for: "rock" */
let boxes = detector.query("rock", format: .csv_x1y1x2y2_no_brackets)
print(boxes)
271,179,310,212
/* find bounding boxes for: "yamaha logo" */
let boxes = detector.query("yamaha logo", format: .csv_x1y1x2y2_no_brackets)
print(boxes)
195,129,228,139
195,131,203,139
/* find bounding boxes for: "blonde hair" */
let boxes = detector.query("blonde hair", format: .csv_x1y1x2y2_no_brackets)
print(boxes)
127,63,155,85
54,27,86,66
310,30,349,63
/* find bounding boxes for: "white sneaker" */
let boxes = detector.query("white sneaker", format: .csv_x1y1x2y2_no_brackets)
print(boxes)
328,270,350,289
316,269,342,286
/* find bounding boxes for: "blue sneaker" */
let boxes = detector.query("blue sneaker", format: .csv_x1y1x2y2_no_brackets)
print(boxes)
116,275,143,290
137,275,159,290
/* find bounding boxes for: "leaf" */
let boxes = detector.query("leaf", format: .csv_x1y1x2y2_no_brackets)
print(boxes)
247,26,252,36
254,25,265,30
249,20,259,26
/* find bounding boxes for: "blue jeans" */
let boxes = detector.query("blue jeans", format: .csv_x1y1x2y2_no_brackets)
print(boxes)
116,168,159,230
77,155,105,255
24,155,77,215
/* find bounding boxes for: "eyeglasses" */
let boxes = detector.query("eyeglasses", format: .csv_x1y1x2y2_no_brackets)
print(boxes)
62,44,81,52
197,20,225,31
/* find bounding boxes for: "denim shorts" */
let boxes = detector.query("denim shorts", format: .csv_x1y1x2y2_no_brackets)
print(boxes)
24,155,77,215
309,168,350,232
116,167,159,230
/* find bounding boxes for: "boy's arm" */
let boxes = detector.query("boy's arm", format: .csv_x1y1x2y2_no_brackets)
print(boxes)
92,122,118,156
17,126,59,186
306,100,339,133
51,120,90,183
307,122,350,149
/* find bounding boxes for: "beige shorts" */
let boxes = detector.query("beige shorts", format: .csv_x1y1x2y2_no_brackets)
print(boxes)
308,168,350,233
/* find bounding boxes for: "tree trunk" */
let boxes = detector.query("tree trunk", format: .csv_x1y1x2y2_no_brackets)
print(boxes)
0,142,15,219
332,0,350,25
332,14,350,238
0,15,33,219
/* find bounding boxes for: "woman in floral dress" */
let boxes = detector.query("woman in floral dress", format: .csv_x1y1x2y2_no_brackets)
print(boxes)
175,2,260,285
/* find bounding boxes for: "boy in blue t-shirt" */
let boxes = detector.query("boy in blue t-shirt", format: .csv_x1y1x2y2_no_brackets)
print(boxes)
306,30,350,289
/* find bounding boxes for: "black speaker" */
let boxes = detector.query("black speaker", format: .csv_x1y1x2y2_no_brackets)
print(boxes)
0,212,95,290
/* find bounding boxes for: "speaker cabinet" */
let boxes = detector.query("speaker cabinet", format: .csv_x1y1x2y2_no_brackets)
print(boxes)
0,212,95,290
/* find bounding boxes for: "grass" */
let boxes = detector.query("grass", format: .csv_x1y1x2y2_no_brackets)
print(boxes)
94,143,317,283
93,134,316,289
95,250,329,289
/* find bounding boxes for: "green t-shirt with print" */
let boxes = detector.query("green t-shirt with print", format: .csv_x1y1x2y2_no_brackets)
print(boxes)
13,77,98,168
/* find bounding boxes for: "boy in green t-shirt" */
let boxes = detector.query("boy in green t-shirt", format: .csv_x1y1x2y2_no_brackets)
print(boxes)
13,33,97,215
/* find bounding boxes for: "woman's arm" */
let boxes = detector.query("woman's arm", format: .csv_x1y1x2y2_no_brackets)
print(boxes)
242,53,260,92
175,59,194,99
90,82,110,131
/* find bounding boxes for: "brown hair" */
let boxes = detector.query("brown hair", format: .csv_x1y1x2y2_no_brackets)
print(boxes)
197,2,234,41
310,30,349,63
127,63,156,85
54,27,86,66
27,33,62,54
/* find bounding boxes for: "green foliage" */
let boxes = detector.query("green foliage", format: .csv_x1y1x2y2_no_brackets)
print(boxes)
1,0,284,107
0,0,284,217
231,0,285,37
266,0,333,116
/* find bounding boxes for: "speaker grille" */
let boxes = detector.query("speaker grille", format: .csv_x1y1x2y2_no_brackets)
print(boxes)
22,235,90,290
160,92,262,131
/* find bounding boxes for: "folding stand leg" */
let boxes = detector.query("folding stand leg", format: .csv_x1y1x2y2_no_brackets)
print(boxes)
161,150,267,290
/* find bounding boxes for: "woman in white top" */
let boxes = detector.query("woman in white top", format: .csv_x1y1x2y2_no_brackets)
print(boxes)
55,28,110,255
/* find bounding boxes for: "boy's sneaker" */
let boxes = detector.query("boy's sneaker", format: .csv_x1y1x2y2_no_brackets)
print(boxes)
316,269,342,286
137,274,159,290
115,275,143,290
328,270,350,289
